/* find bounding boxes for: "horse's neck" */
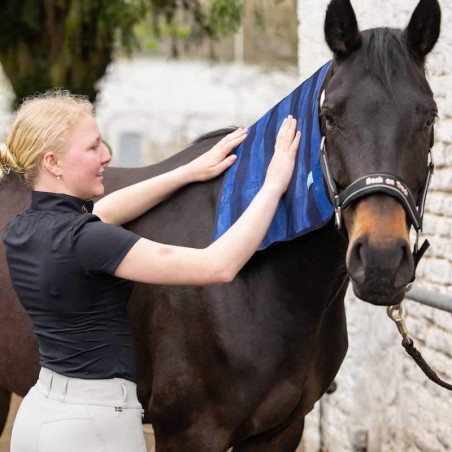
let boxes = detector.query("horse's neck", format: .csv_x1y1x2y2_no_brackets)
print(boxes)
0,178,30,216
104,133,227,193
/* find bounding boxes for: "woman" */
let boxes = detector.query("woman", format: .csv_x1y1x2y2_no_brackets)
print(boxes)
1,90,301,452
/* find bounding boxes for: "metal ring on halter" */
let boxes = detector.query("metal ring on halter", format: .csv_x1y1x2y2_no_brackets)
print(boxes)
334,204,342,230
387,303,412,344
387,303,404,322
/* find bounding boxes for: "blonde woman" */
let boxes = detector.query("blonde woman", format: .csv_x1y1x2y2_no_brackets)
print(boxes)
1,90,300,452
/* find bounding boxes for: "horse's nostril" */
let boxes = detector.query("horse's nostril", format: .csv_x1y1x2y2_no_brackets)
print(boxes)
348,238,367,285
394,240,415,289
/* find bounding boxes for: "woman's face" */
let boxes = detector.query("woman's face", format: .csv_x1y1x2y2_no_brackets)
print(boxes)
58,113,111,200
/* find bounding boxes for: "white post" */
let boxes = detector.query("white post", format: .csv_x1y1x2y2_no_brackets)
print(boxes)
297,0,331,80
234,25,245,65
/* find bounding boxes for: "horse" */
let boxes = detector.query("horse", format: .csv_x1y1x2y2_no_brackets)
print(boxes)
0,0,441,450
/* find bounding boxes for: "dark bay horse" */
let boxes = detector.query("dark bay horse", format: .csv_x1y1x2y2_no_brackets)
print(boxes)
0,0,441,450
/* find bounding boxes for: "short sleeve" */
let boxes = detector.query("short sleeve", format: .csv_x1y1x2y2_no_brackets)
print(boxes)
72,216,141,274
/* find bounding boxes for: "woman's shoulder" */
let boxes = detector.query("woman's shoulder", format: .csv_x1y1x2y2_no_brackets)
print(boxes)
3,207,44,244
71,214,138,243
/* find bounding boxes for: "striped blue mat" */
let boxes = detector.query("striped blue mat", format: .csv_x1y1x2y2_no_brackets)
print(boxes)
213,61,334,250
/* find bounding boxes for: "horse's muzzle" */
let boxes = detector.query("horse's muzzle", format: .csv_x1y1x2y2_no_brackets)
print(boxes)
347,236,414,306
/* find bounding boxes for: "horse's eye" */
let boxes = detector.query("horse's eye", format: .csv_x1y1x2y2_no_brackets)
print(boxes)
424,114,437,131
322,111,336,128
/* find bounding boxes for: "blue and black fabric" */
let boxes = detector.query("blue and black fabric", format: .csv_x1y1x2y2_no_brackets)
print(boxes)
213,61,334,250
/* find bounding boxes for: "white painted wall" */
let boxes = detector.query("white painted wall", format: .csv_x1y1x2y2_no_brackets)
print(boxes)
0,59,301,166
95,58,300,165
298,1,452,451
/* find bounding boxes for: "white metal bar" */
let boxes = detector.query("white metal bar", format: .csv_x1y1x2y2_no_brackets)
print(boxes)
405,287,452,314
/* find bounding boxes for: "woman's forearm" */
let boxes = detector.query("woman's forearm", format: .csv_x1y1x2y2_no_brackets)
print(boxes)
93,166,192,224
114,182,284,286
206,182,283,282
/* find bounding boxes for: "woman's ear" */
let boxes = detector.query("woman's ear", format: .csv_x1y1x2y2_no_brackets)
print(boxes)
42,152,61,177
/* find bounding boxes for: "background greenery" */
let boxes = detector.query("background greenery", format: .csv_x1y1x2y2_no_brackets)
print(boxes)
0,0,243,104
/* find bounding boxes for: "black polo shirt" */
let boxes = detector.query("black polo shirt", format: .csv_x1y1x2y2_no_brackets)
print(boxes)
3,191,141,382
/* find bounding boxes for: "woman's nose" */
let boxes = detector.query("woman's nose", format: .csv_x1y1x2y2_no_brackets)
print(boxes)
101,141,112,164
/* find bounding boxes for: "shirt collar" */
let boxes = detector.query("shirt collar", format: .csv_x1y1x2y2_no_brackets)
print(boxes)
31,191,94,214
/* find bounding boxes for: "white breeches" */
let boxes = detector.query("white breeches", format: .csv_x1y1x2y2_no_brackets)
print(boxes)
10,367,147,452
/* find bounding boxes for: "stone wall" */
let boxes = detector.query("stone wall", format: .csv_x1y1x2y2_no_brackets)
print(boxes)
298,1,452,451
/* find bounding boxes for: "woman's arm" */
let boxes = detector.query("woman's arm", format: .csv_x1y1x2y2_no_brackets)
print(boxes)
114,116,301,285
93,128,247,224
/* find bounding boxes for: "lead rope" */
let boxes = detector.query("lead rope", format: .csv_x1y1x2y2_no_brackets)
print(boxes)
387,304,452,392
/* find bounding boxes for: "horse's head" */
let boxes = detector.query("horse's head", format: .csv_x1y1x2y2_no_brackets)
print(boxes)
322,0,441,305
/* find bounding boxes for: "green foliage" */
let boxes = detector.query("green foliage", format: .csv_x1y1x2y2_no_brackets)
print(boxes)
202,0,243,40
0,0,244,106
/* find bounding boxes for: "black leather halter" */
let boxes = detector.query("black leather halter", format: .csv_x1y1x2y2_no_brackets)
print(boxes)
318,90,434,286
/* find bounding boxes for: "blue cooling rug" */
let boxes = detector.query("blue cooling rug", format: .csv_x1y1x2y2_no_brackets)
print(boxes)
213,61,334,250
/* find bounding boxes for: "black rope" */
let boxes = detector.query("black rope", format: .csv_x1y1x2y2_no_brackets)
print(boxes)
402,338,452,392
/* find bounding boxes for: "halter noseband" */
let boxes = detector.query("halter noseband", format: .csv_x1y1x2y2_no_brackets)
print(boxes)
319,90,434,288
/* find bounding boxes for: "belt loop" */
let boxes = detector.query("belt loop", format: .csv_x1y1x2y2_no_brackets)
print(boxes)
62,377,68,402
121,383,127,408
46,372,54,398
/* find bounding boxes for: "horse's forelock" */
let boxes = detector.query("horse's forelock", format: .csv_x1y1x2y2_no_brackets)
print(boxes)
359,28,430,93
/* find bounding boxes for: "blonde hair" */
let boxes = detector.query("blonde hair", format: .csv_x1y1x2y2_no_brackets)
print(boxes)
0,89,94,184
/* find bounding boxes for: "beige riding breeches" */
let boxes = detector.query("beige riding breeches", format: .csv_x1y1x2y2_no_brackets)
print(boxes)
10,367,147,452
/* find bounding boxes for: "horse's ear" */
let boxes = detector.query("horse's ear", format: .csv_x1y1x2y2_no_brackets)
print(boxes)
403,0,441,60
324,0,362,58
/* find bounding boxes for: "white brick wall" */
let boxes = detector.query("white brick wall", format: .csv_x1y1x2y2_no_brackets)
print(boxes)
299,1,452,450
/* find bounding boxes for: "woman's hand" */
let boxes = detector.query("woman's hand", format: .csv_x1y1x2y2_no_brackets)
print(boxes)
264,115,301,195
184,127,247,182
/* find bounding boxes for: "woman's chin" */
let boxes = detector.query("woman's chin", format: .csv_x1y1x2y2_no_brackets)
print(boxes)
93,182,105,197
93,190,104,199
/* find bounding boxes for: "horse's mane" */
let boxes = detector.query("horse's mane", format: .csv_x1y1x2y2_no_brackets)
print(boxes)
360,28,431,93
192,127,238,144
